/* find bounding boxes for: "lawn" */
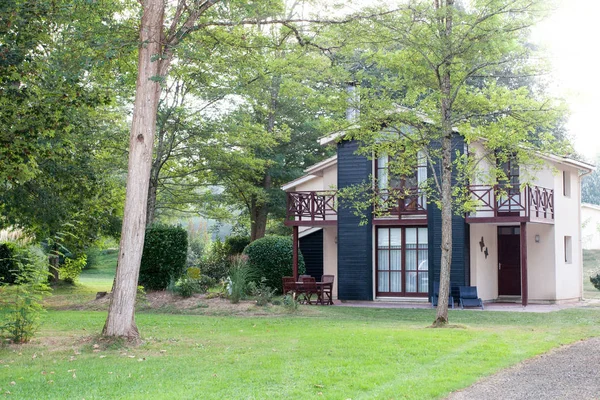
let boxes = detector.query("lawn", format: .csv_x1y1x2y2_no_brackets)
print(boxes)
1,251,600,399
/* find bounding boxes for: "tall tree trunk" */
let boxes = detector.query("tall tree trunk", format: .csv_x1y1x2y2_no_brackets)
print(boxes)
250,175,272,241
433,0,454,327
103,0,164,338
146,177,158,227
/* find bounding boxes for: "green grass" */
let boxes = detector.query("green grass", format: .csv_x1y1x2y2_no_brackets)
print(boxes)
2,249,600,398
584,249,600,299
1,307,600,399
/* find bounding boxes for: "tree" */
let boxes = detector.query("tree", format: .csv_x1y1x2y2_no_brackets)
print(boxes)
582,154,600,205
338,0,568,326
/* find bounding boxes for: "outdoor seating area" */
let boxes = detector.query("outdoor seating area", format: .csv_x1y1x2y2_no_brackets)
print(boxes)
282,275,335,305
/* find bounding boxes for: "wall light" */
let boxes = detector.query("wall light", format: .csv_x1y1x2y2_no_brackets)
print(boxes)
535,234,540,243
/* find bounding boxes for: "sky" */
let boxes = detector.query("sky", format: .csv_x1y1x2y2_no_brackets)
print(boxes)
533,0,600,162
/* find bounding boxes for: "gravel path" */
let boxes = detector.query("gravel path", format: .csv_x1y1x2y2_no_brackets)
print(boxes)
446,337,600,400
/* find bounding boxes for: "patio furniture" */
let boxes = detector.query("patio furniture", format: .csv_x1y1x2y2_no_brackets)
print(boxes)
431,281,454,309
459,286,484,310
301,277,323,305
320,275,335,305
299,275,311,279
282,276,296,295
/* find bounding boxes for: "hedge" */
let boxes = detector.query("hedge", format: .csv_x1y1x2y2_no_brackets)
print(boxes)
243,235,305,293
139,225,188,291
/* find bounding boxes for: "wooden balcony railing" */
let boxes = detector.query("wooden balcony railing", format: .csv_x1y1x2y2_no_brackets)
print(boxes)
285,191,337,226
466,184,554,223
374,188,427,217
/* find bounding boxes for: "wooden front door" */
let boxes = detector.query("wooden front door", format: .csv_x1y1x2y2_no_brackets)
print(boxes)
498,226,521,296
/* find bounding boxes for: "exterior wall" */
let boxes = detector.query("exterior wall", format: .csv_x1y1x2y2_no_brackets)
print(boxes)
582,204,600,250
337,140,373,300
553,164,583,300
526,224,557,301
323,226,338,299
469,224,498,301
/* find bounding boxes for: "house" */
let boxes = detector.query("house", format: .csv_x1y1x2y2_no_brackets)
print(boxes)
582,203,600,250
282,133,594,305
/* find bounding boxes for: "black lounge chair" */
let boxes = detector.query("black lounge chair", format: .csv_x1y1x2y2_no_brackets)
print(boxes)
459,286,484,310
431,281,454,309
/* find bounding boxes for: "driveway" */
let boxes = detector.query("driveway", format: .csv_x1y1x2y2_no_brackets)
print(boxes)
446,337,600,400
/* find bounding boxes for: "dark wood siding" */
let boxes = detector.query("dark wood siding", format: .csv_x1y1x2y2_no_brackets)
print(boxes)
337,140,373,300
299,230,324,279
427,134,470,300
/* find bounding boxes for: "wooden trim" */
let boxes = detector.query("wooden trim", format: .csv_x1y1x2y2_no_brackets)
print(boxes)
373,218,428,226
292,226,299,281
284,220,337,227
520,222,528,306
466,216,529,224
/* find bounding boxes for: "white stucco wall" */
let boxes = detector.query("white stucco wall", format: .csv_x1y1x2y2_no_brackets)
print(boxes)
582,204,600,250
552,164,583,301
323,226,338,299
526,224,556,302
469,224,498,301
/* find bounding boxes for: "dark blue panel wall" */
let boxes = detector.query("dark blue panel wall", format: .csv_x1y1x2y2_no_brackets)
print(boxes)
299,230,324,279
337,140,373,300
427,134,470,300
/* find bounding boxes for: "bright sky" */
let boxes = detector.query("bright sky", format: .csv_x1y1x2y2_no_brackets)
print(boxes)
532,0,599,162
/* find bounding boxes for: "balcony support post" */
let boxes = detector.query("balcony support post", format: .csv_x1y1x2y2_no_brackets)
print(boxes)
292,225,299,281
520,221,528,307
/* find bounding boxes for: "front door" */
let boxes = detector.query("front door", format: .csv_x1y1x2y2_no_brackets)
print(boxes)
497,226,521,296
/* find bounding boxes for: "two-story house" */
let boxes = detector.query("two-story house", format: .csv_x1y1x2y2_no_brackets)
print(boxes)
282,133,594,305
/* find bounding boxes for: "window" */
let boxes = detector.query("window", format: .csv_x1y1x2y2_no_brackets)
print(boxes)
377,227,428,296
564,236,572,264
376,152,427,211
563,171,571,197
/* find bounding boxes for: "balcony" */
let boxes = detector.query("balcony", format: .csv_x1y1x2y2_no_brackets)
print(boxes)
373,188,427,225
285,191,337,226
466,185,554,224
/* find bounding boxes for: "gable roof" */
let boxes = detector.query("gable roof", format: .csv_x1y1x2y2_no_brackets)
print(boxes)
280,155,338,191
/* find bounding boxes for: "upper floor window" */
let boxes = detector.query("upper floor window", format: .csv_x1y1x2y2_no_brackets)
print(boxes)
563,171,571,197
499,157,520,194
376,152,427,192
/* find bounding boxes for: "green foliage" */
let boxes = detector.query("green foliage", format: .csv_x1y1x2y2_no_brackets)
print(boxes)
59,254,87,284
139,225,188,291
224,235,251,256
590,274,600,291
197,238,229,281
243,235,305,293
0,251,51,343
0,242,19,284
282,293,299,312
248,277,276,306
173,267,215,298
227,255,255,304
582,154,600,205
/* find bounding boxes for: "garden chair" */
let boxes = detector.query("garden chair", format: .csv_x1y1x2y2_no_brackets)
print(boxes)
431,281,454,309
301,276,322,305
458,286,484,310
320,275,335,305
282,277,296,295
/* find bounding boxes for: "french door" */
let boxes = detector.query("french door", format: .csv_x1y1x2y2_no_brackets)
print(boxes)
376,227,429,297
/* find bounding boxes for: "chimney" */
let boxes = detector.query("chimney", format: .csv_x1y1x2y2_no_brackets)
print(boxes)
346,81,359,122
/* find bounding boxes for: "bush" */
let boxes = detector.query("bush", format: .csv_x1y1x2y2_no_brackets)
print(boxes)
243,235,305,293
228,255,255,304
60,254,87,284
248,277,276,306
0,242,19,284
172,267,215,298
0,251,51,343
224,235,251,256
139,225,188,291
591,274,600,291
197,239,229,281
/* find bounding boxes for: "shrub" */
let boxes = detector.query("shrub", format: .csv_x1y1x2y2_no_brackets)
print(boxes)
243,236,305,293
224,235,251,256
60,254,87,284
591,274,600,291
228,255,255,304
0,252,51,343
0,242,19,284
197,239,229,281
139,225,188,291
248,277,276,306
172,267,215,298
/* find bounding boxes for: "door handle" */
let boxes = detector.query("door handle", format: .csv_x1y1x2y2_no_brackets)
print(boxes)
498,263,502,271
